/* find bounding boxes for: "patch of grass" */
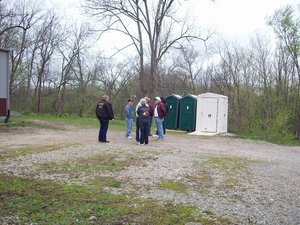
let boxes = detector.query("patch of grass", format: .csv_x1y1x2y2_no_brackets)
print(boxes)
191,155,261,194
0,120,28,128
186,171,214,194
204,155,259,172
39,152,140,176
107,179,122,188
238,132,300,146
12,114,126,131
159,180,188,193
0,144,80,161
0,175,233,224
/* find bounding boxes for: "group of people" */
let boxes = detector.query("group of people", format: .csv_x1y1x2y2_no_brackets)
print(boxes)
95,95,168,145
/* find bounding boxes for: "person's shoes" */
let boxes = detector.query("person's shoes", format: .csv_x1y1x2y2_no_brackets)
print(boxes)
157,138,163,141
126,136,133,140
100,140,109,143
152,134,158,138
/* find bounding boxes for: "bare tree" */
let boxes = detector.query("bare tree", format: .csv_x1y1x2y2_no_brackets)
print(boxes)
84,0,210,97
0,0,41,106
169,46,204,94
33,11,62,113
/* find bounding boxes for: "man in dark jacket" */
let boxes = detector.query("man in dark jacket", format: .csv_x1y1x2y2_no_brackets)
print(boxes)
95,95,114,142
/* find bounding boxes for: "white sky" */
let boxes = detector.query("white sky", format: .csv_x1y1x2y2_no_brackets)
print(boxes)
51,0,299,35
187,0,299,39
49,0,300,57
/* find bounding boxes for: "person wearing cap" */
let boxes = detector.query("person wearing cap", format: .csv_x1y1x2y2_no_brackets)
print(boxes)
137,98,151,145
125,98,134,139
153,96,167,141
95,95,114,143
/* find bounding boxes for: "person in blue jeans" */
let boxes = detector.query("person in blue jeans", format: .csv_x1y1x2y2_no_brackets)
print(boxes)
124,98,134,139
153,96,167,141
95,95,114,143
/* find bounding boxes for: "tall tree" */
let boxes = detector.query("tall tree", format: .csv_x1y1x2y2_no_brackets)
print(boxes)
84,0,209,97
268,5,300,139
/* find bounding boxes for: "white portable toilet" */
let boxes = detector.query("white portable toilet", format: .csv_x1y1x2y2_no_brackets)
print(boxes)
193,92,228,135
0,48,10,122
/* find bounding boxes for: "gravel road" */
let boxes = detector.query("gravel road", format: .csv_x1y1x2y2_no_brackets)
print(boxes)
0,120,299,224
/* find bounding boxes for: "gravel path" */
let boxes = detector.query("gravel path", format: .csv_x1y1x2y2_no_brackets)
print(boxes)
0,121,299,224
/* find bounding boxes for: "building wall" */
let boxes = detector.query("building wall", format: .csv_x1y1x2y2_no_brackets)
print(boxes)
0,49,9,119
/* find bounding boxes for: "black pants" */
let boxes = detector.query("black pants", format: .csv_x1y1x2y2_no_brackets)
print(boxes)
99,118,109,142
140,121,149,144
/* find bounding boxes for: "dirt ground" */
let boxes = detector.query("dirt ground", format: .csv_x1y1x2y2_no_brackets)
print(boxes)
0,119,299,224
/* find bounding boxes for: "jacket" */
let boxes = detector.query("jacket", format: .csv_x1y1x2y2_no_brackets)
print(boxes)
95,99,114,120
156,102,167,119
137,104,151,123
125,104,133,120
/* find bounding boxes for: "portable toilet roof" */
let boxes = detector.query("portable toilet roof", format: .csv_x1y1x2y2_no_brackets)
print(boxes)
179,94,197,132
164,94,182,129
192,92,228,136
0,48,10,122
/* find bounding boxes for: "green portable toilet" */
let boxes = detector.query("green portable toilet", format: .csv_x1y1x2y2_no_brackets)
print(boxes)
164,94,182,129
179,94,197,131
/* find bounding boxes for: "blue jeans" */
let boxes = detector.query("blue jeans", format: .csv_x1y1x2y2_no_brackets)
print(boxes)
125,118,133,137
99,118,109,142
155,117,164,139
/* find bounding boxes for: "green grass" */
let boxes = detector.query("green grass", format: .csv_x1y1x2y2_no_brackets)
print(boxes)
159,180,188,193
204,155,259,171
5,114,126,131
0,144,80,161
190,155,262,195
0,175,232,224
38,152,141,176
237,131,300,146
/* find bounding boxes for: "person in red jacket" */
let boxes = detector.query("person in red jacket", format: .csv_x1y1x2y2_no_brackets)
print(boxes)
153,96,167,141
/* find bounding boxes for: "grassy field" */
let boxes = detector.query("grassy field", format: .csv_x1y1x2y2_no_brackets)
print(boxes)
0,114,298,224
0,115,233,224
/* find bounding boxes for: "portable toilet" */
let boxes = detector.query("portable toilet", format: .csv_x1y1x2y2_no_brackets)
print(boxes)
179,94,197,131
0,48,10,123
164,94,182,129
194,92,228,135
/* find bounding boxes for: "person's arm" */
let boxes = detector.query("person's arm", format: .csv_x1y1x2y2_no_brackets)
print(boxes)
125,106,130,119
105,103,114,120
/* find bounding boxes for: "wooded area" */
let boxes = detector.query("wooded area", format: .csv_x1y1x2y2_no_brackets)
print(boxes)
1,0,300,140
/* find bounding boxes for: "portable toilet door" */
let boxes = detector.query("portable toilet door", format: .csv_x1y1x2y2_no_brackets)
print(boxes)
164,94,182,129
179,94,197,131
0,48,10,122
195,92,228,134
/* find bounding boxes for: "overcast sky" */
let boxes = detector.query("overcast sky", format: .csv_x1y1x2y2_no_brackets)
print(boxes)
51,0,299,36
49,0,299,57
